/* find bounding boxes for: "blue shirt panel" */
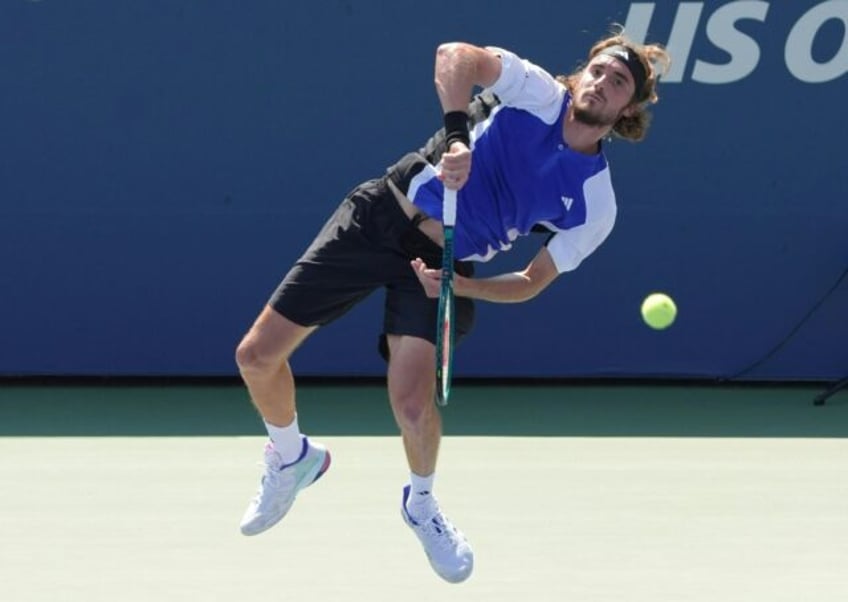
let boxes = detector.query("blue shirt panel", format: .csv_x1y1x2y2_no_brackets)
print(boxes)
410,93,608,262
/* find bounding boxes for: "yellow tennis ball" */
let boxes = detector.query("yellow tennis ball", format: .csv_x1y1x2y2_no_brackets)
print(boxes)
641,293,677,330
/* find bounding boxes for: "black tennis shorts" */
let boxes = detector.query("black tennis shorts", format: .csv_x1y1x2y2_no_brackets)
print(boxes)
269,177,475,361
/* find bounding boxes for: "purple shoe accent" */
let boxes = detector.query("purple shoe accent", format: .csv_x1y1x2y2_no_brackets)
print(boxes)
312,450,331,484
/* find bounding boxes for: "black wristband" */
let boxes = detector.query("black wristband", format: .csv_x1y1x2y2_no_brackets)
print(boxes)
443,111,470,149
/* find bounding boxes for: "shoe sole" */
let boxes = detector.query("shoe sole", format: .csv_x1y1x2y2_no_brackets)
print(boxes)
312,450,332,483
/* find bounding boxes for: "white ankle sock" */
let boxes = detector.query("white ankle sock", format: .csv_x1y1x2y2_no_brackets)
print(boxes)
264,415,302,465
407,472,436,519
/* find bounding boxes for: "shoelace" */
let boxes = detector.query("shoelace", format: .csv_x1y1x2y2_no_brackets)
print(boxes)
254,455,294,499
421,512,464,551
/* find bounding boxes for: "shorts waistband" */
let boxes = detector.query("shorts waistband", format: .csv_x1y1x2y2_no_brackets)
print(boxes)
384,176,444,248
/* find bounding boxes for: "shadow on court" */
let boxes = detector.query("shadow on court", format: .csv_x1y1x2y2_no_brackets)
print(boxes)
1,379,845,437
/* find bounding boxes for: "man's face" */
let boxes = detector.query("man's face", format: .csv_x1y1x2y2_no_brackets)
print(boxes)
572,54,637,127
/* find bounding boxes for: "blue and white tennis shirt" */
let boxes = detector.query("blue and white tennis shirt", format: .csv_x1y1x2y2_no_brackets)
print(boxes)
386,47,617,273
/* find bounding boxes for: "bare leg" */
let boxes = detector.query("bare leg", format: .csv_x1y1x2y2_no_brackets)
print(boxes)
388,334,474,583
385,334,441,476
235,305,316,427
235,305,330,537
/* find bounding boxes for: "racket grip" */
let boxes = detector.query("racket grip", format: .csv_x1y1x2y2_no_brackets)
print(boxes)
443,188,457,227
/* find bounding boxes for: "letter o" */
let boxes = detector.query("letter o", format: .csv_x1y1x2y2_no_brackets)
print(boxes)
786,1,848,83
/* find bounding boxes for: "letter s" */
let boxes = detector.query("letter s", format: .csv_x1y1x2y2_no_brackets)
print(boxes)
692,1,770,84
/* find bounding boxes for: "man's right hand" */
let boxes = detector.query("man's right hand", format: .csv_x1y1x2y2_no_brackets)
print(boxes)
439,142,471,190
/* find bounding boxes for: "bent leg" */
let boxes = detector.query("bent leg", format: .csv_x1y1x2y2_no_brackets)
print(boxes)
235,305,316,427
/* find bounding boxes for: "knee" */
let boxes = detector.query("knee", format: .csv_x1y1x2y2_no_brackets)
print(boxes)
235,335,281,378
390,387,435,431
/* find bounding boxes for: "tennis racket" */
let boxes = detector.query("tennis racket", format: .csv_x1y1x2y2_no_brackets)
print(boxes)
435,186,457,407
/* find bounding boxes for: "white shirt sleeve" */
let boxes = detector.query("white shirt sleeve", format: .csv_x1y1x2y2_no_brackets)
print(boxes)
545,168,618,273
484,47,566,125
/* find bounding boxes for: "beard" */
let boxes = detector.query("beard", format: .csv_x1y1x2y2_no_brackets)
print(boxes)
572,101,619,128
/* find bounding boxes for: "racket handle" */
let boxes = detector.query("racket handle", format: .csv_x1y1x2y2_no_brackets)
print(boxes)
443,188,457,227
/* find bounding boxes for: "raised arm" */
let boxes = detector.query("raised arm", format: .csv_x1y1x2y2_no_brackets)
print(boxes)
434,43,502,190
434,43,502,113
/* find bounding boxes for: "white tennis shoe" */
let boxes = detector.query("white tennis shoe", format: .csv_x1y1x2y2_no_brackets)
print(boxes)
240,436,331,536
401,485,474,583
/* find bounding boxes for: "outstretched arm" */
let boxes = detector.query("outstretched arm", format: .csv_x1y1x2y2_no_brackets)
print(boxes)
411,245,560,303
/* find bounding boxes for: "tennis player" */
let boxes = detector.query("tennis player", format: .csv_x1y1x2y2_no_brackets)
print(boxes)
235,31,669,583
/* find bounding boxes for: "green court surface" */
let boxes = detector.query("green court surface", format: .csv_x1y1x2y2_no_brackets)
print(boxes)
2,381,846,437
1,382,846,601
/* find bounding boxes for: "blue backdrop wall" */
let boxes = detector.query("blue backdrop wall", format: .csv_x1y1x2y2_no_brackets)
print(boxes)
1,1,846,380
